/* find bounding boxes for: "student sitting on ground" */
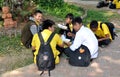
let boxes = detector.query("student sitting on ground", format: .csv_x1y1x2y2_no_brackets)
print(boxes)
64,17,98,67
88,20,112,47
57,13,76,55
31,19,64,64
58,13,76,44
109,0,120,9
29,10,43,35
21,10,43,48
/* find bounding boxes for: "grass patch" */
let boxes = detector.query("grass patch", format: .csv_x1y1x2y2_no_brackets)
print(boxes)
107,12,120,20
0,35,22,55
38,3,84,19
0,35,33,74
83,10,120,25
83,10,109,25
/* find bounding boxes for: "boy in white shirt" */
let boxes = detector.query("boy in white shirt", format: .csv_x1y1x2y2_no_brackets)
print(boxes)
64,17,98,67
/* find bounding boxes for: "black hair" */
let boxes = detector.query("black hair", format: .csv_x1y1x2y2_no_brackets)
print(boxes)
33,10,42,15
42,19,55,30
90,20,98,29
65,13,74,20
72,17,82,25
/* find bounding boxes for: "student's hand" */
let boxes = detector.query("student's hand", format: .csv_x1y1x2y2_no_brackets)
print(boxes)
32,46,35,50
98,34,110,42
64,42,71,47
98,39,103,42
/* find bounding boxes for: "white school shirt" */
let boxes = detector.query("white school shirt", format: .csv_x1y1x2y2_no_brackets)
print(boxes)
70,26,98,58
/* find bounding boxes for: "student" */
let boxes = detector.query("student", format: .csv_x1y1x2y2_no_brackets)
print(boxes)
109,0,120,9
88,20,112,47
114,0,120,9
59,13,76,43
64,17,98,67
21,10,43,48
31,19,64,64
29,10,43,35
57,13,75,56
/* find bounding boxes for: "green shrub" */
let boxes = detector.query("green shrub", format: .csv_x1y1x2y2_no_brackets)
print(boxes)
39,3,83,19
39,0,64,8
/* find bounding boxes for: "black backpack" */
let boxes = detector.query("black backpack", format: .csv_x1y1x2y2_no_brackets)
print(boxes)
68,45,91,67
96,1,109,8
36,32,55,77
100,22,118,40
21,20,38,48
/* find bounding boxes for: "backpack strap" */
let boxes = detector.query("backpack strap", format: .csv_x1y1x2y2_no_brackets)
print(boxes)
47,32,55,44
29,20,39,32
40,71,44,76
38,32,55,44
48,70,51,77
38,32,55,77
38,32,44,44
100,22,103,30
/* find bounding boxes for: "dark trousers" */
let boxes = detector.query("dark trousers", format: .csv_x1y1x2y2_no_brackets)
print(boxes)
98,39,111,46
64,45,91,67
95,34,111,46
56,45,64,57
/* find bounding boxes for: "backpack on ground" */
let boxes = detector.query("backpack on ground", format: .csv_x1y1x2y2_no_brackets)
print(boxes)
100,22,118,40
66,45,91,67
109,2,116,9
36,32,55,77
21,20,37,48
96,1,109,8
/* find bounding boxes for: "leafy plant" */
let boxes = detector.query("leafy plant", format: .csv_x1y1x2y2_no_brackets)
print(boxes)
39,3,84,19
0,0,4,7
39,0,64,8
